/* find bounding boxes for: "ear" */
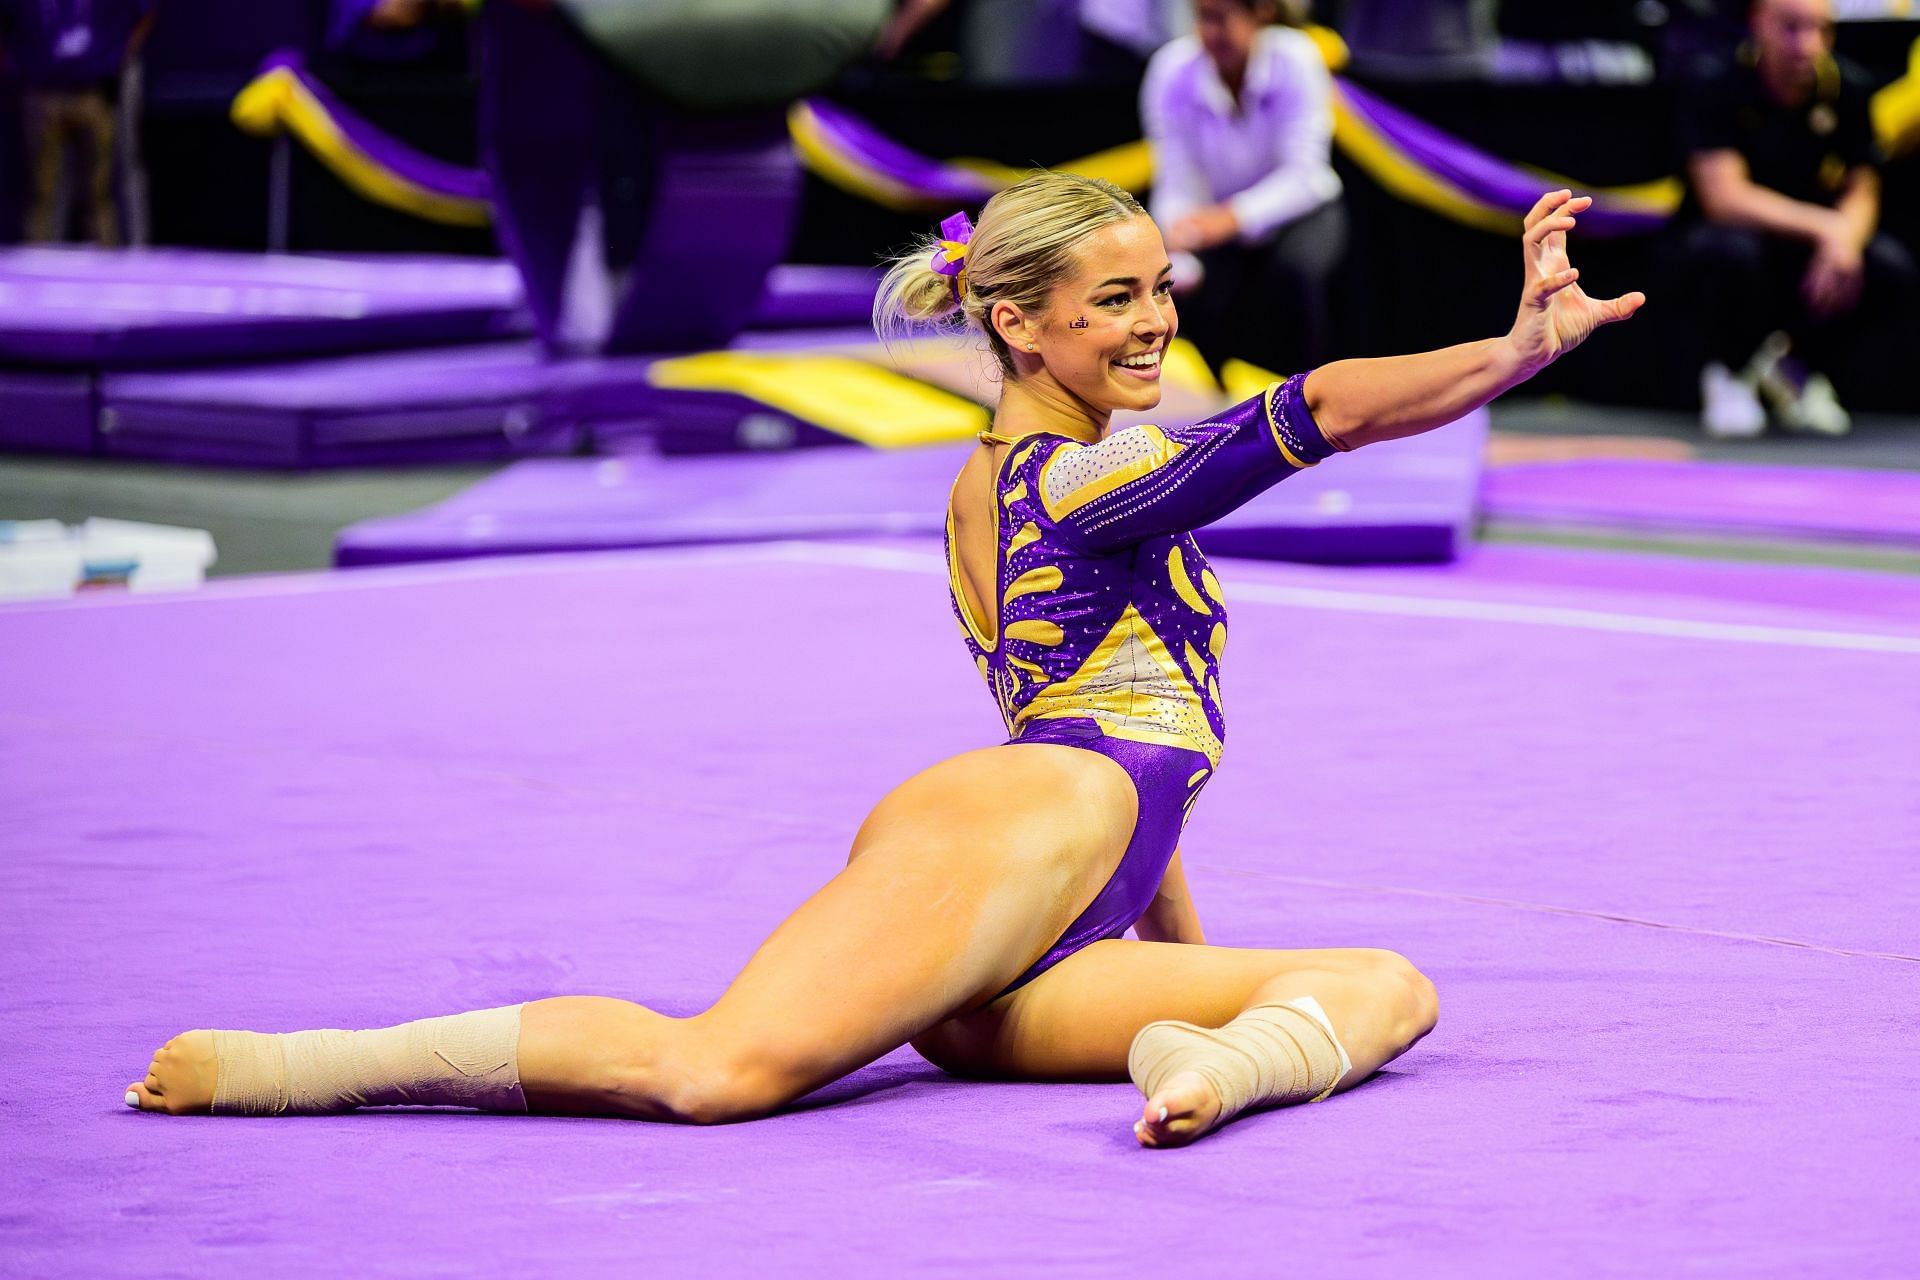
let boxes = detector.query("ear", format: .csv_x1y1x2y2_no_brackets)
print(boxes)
991,300,1034,351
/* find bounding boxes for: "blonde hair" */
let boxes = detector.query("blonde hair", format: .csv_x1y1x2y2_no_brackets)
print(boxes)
872,172,1146,377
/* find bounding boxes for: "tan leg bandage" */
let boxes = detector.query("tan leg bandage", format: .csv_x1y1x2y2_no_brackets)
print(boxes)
211,1004,528,1116
1128,995,1353,1126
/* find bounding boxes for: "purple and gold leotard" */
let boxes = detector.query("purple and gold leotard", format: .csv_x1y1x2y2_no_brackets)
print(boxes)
945,371,1342,997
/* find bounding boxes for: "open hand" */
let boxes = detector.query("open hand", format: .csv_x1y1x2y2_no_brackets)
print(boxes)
1802,230,1864,318
1506,190,1645,375
1166,205,1240,254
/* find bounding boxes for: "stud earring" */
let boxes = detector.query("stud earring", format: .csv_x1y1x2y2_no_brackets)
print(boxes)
1026,342,1036,351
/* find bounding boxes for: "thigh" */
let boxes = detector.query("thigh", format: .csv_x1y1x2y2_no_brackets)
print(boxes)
912,935,1427,1087
690,742,1139,1099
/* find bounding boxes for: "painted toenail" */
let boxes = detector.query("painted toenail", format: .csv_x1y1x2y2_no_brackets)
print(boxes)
1158,1106,1168,1122
125,1090,139,1108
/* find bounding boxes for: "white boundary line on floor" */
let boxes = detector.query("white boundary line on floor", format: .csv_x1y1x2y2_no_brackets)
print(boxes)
9,538,1920,655
768,542,1920,655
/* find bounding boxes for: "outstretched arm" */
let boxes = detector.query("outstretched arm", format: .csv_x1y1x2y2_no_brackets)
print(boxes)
1304,190,1645,450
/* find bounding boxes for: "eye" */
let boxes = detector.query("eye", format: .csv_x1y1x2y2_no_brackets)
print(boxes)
1098,293,1130,308
1154,279,1175,297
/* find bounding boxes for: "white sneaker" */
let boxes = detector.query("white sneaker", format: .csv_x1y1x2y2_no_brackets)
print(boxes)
1766,369,1853,437
1701,362,1766,439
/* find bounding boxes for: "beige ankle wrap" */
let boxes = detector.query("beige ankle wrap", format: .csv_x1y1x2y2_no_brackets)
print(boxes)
1128,996,1353,1125
211,1004,528,1116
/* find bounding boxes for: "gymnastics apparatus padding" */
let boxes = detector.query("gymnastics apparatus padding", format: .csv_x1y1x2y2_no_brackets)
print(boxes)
332,407,1485,567
84,340,986,469
96,345,573,469
1481,459,1920,551
0,247,527,367
0,371,94,455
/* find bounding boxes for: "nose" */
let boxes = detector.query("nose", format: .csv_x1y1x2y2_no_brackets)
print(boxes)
1140,294,1172,338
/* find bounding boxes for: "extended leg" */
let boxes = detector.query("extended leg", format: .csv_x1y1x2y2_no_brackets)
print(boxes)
24,93,67,244
912,936,1438,1147
128,745,1138,1122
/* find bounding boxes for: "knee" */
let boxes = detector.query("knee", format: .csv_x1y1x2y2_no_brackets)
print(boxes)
669,1067,785,1127
1866,235,1920,291
1359,948,1439,1044
646,1050,792,1126
604,1024,797,1126
1686,223,1766,271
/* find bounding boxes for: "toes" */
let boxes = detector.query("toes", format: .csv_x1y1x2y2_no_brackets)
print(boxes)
125,1082,161,1112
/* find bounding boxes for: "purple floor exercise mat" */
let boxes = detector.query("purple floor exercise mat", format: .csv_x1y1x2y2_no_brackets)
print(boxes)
3,543,1915,1274
0,247,528,367
1482,458,1920,547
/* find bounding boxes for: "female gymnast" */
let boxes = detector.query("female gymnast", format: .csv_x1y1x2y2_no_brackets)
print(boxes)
126,175,1640,1148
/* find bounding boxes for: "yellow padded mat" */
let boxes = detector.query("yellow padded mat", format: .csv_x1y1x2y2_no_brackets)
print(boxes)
646,351,989,448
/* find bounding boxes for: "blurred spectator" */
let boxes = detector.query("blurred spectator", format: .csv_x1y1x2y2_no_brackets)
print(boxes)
1678,0,1916,436
1142,0,1343,371
0,0,154,245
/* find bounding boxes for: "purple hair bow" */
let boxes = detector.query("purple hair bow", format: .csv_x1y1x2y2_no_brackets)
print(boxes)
929,211,973,304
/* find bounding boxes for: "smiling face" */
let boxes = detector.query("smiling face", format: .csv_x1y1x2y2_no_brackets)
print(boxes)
997,214,1177,419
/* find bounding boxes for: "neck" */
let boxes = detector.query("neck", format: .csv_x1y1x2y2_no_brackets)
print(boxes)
1218,55,1249,99
1757,53,1813,105
993,372,1108,443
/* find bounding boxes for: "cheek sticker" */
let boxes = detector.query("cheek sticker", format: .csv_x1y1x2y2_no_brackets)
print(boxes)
1068,316,1090,329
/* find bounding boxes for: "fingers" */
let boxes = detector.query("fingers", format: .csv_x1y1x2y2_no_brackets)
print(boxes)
1523,190,1592,232
1600,291,1647,324
1526,215,1579,250
1531,266,1582,303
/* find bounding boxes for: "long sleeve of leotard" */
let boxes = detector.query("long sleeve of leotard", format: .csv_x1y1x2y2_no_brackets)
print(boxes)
1035,371,1341,554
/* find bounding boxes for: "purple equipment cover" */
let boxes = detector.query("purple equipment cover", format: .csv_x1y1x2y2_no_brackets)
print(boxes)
1481,458,1920,548
335,408,1484,566
0,247,528,366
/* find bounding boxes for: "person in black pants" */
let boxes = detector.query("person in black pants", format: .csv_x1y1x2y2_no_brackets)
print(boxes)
1677,0,1917,436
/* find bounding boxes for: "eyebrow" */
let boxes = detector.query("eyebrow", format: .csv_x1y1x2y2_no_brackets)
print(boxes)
1095,265,1175,289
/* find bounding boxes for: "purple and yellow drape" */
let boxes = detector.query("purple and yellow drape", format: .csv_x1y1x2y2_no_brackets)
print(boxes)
233,30,1920,236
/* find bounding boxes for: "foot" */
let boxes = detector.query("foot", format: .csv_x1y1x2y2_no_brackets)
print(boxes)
1701,361,1765,439
1765,367,1852,437
124,1031,220,1115
1133,1069,1224,1149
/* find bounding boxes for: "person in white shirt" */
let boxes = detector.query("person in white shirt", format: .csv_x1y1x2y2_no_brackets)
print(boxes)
1141,0,1345,370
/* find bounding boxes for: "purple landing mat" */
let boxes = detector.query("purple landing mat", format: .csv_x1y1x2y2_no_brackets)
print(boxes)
0,369,94,454
1482,458,1920,548
97,345,579,469
332,411,1486,566
0,247,529,368
5,542,1917,1275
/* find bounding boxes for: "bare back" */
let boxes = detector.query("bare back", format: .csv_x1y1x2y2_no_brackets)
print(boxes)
948,442,1006,641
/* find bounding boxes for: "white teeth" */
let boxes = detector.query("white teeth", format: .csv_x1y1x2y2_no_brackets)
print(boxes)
1117,351,1161,369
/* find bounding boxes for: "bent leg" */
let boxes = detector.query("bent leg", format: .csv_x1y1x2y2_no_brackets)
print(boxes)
132,744,1139,1123
519,744,1137,1123
912,937,1438,1143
